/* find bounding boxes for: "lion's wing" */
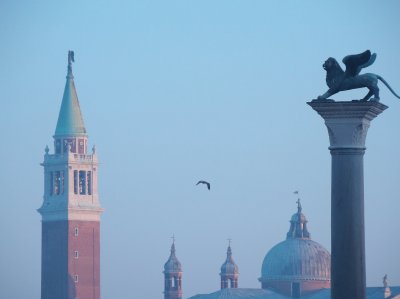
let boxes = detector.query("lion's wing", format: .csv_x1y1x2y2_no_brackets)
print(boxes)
342,50,375,77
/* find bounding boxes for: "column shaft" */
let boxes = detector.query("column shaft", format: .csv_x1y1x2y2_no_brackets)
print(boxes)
331,149,365,299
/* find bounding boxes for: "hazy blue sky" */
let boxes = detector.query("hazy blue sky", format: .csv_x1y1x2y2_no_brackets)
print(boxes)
1,1,400,298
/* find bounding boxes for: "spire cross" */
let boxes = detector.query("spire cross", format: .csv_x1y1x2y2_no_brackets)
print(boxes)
227,238,231,247
171,234,175,244
294,191,302,212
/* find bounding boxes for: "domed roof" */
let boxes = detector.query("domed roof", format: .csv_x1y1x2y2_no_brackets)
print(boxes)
164,242,182,273
220,245,239,275
260,238,330,281
260,199,330,283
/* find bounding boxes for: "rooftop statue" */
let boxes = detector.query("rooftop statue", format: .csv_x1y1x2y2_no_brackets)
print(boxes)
68,50,74,65
317,50,400,102
383,274,388,288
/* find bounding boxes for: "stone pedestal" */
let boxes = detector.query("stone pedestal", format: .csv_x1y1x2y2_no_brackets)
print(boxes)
307,101,387,299
384,287,392,299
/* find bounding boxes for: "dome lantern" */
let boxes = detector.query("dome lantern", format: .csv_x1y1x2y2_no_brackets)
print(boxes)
286,197,311,239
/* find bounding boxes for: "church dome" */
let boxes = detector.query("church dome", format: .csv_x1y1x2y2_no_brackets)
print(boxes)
259,199,331,296
164,242,182,273
261,238,330,281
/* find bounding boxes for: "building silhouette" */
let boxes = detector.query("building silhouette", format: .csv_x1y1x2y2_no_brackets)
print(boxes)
38,52,103,299
174,202,399,299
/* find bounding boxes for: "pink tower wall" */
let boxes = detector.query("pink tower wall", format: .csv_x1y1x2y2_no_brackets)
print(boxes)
41,220,100,299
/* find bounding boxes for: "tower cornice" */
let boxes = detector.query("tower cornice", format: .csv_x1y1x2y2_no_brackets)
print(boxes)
38,207,104,222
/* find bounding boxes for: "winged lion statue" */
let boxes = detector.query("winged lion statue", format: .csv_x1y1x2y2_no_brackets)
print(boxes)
317,50,400,102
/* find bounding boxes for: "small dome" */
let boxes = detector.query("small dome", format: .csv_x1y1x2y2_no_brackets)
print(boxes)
290,211,307,223
164,243,182,273
220,246,239,275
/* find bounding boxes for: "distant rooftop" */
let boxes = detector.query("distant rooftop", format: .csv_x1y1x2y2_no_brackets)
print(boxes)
188,286,400,299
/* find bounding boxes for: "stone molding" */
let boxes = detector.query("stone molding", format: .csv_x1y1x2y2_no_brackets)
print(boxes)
39,208,103,222
308,101,387,150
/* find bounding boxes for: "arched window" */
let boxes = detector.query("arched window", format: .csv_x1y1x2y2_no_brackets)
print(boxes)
87,171,92,195
49,172,53,195
79,171,86,194
171,277,175,288
74,171,78,194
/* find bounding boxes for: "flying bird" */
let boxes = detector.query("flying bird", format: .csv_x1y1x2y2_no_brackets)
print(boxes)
196,180,210,190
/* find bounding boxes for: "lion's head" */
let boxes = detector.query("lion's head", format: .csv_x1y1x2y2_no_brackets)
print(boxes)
323,57,344,88
323,57,341,71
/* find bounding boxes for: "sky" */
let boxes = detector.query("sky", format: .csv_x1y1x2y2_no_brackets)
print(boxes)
1,1,400,298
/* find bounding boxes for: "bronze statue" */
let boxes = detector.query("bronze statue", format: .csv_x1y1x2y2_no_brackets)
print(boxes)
68,50,74,65
317,50,400,101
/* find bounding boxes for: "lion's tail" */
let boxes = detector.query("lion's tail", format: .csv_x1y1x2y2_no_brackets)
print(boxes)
377,75,400,99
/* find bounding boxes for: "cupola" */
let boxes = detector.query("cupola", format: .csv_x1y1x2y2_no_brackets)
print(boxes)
220,240,239,289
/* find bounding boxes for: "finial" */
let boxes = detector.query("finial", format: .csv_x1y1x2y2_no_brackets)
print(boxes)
227,238,232,256
92,145,96,154
68,50,75,65
45,145,49,155
170,234,176,254
294,190,302,213
67,50,75,79
226,238,232,259
383,274,388,288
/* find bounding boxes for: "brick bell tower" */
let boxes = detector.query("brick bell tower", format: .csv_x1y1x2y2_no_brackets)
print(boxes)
38,51,103,299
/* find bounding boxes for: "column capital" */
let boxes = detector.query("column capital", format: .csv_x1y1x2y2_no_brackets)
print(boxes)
308,101,387,150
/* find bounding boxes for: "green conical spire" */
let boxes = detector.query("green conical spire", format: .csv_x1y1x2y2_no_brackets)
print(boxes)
54,51,87,137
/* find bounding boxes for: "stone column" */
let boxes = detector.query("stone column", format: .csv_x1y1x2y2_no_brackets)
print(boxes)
307,101,387,299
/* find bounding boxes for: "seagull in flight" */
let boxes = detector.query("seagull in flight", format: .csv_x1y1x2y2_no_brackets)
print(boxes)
196,180,210,190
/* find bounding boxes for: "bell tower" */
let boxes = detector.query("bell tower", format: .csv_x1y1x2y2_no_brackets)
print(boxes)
38,51,103,299
163,237,183,299
220,240,239,289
